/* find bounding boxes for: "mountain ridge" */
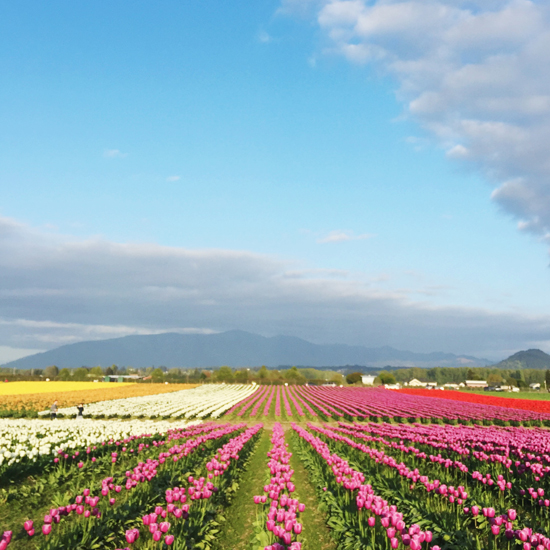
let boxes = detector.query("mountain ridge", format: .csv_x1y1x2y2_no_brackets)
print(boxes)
0,330,491,369
494,349,550,370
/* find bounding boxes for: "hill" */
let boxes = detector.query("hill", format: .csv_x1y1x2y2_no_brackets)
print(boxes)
494,349,550,370
0,330,491,370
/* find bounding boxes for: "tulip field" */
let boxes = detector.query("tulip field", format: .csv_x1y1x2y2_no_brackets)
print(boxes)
0,383,198,414
3,385,550,549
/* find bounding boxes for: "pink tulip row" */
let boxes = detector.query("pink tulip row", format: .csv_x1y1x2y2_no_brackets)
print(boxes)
461,506,550,549
53,422,216,468
7,423,240,548
250,386,271,415
309,423,469,507
121,423,263,550
285,387,305,416
293,386,550,422
323,421,550,546
281,388,292,417
253,423,304,550
229,384,550,422
291,423,436,550
341,421,550,498
238,386,270,416
275,387,282,417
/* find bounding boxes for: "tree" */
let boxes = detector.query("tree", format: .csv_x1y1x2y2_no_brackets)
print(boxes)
151,368,165,383
216,366,234,383
89,366,103,377
257,366,269,380
487,373,504,386
235,369,249,383
346,372,362,385
73,368,89,381
546,370,550,392
189,368,201,381
44,365,59,379
58,368,71,381
330,373,344,385
283,367,306,385
378,371,396,385
269,370,282,381
466,368,481,381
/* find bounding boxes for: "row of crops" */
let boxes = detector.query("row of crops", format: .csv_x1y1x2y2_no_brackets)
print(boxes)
43,385,258,420
3,416,550,548
27,383,550,424
227,385,550,425
4,385,550,549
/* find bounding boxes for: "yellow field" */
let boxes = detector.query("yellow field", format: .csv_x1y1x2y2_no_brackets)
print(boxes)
0,382,198,411
0,381,127,396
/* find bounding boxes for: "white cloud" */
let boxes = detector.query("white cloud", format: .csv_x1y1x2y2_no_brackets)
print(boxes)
317,230,374,243
1,215,550,356
293,0,550,249
258,30,272,43
166,175,181,182
104,149,127,158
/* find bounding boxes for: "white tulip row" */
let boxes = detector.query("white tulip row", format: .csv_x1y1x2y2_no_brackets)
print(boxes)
38,384,257,420
0,418,201,467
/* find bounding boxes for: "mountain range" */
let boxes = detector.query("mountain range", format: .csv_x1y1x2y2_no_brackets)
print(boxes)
0,330,491,370
494,349,550,371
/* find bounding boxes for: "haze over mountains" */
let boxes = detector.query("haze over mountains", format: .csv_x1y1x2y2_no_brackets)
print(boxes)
0,330,492,370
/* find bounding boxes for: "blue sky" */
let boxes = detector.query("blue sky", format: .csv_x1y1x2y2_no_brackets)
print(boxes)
1,0,550,363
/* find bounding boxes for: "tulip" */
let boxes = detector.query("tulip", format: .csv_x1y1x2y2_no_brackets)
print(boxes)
42,524,52,536
165,535,175,545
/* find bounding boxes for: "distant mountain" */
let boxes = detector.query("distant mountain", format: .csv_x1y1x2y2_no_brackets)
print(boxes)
0,330,491,370
494,349,550,370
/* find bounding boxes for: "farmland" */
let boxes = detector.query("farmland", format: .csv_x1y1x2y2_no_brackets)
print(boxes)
0,382,198,414
2,384,550,549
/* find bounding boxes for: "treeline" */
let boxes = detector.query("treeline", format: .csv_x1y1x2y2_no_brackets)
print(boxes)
0,365,345,385
371,366,549,388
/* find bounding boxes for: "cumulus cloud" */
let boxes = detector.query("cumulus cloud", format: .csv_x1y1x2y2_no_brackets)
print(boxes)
1,215,550,358
296,0,550,247
166,175,181,182
317,230,374,243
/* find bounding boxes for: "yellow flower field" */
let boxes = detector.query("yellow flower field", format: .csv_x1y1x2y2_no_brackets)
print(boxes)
0,382,198,411
0,381,127,396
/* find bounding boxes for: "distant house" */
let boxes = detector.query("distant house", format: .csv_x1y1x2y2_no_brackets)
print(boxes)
529,383,541,390
104,374,142,383
408,378,426,387
444,383,460,390
465,380,487,388
361,375,376,386
383,383,401,390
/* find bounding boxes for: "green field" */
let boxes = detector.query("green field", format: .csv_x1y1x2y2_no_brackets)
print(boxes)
459,389,550,400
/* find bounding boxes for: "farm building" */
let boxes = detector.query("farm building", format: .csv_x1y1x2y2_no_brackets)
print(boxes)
465,380,487,388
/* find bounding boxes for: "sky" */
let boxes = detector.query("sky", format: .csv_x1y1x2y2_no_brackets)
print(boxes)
1,0,550,363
